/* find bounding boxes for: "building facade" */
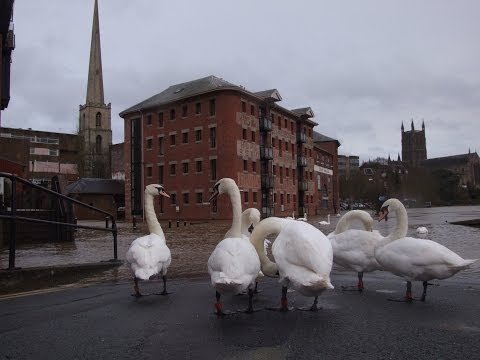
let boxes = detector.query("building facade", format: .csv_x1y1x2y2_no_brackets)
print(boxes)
338,155,359,179
401,120,427,167
120,75,339,221
0,0,15,126
313,132,340,213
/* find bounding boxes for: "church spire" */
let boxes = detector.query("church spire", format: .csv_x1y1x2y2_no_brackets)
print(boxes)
422,119,425,130
86,0,105,105
411,119,414,131
401,122,404,132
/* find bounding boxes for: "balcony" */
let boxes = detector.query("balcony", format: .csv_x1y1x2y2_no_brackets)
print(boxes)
260,117,273,131
297,155,307,167
261,174,274,189
298,180,308,191
297,132,306,143
260,146,273,160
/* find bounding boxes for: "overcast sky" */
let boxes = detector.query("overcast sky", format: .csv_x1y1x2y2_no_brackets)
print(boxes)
3,0,480,163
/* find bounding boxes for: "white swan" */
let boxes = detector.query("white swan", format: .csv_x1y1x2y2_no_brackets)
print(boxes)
207,178,261,315
239,207,261,239
286,211,295,220
328,210,383,291
126,184,171,297
297,210,308,222
319,214,331,226
416,226,428,235
250,217,334,311
375,198,478,302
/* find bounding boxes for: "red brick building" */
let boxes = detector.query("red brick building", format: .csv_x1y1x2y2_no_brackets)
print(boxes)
120,75,339,220
313,132,340,214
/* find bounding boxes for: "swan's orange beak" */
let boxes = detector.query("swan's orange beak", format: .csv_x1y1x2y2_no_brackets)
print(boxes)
159,189,170,198
378,206,388,221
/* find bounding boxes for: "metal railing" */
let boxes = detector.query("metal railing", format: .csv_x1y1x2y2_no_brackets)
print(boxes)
0,172,118,270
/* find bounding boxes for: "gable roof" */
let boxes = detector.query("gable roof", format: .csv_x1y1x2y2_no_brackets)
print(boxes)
66,178,125,195
313,131,341,147
120,75,240,116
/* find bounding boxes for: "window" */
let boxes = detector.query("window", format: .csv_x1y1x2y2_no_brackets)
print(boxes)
146,114,152,126
159,196,164,213
170,163,176,175
210,159,217,180
158,112,164,127
280,193,284,206
170,134,176,146
182,132,188,144
196,192,203,204
146,166,153,178
96,112,102,127
280,167,283,184
195,129,202,142
279,140,282,156
182,162,189,174
272,138,275,147
287,193,290,203
252,161,256,173
158,165,164,184
182,105,187,118
278,116,281,129
183,193,190,204
170,108,175,120
243,160,248,171
195,102,201,114
273,165,276,175
284,119,287,128
250,104,255,116
242,101,246,112
293,169,296,184
95,135,102,154
244,191,249,203
291,121,294,132
251,131,255,142
146,138,153,149
286,167,289,177
209,127,216,148
170,193,177,205
209,99,216,116
158,136,164,155
253,192,257,203
196,160,202,172
242,128,247,140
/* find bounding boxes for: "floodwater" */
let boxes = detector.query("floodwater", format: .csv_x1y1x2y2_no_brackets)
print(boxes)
1,205,479,285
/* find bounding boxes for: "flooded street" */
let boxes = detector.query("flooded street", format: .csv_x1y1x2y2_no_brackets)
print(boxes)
1,205,479,285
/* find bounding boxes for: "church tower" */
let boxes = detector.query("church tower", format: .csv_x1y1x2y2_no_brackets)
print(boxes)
78,0,112,178
401,119,427,167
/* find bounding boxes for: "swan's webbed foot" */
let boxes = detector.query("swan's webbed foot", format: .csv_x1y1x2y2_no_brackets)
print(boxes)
241,288,260,314
297,296,322,311
341,273,364,292
266,287,292,312
387,281,415,302
214,302,236,317
132,277,142,297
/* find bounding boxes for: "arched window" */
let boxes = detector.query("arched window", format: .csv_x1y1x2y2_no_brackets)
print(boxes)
96,112,102,127
96,135,102,154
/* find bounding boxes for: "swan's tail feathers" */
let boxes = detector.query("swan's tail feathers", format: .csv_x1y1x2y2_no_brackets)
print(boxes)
323,279,335,290
213,273,243,293
450,259,478,271
133,268,155,280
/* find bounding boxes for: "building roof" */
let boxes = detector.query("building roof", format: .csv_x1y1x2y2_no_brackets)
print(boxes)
120,75,240,116
422,153,478,168
66,178,124,195
119,75,318,126
313,131,341,147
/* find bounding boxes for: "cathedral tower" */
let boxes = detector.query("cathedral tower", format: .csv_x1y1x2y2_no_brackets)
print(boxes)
401,119,427,167
78,0,112,178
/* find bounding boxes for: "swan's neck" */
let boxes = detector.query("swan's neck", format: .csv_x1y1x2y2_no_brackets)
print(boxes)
334,210,372,234
145,191,164,238
227,185,242,238
378,203,408,247
240,211,250,237
250,217,283,273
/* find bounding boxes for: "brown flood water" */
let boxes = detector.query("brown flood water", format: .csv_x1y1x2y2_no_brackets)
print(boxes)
1,205,480,285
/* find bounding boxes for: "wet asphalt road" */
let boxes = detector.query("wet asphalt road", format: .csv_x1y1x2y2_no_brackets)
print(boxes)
1,271,479,360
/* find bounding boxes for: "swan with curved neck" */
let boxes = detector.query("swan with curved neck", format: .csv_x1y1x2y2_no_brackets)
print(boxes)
319,214,330,226
375,198,478,302
126,184,171,297
207,178,261,315
328,210,383,291
250,216,334,311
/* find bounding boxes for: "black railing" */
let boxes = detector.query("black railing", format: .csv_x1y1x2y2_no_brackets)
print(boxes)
0,172,118,270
